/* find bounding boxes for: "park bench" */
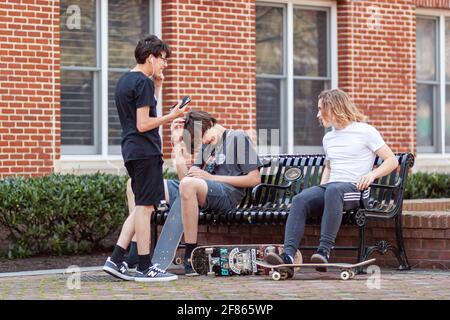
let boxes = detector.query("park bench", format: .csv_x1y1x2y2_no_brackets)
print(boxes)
151,152,415,270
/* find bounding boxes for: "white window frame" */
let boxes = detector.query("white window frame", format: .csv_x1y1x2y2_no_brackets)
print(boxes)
416,9,450,158
256,0,337,154
60,0,161,160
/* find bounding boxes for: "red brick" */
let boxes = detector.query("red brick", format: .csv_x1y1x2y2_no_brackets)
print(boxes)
422,240,446,250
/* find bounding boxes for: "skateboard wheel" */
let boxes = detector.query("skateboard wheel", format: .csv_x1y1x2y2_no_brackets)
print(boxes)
205,248,214,254
349,271,355,279
271,271,281,281
174,257,183,265
340,271,351,281
207,271,215,277
280,272,289,280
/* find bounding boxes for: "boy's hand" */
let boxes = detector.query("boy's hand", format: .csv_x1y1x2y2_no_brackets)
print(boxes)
170,99,191,119
187,166,213,180
170,118,185,145
357,172,376,190
152,72,164,88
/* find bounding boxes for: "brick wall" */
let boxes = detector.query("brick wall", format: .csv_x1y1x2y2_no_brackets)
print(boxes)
337,0,416,153
0,0,60,179
160,0,256,157
188,211,450,270
415,0,450,8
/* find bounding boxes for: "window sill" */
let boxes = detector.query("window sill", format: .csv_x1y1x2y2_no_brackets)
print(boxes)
55,156,126,175
414,153,450,173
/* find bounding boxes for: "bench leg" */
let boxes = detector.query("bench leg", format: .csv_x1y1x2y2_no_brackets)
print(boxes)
395,214,411,271
356,225,366,275
361,214,411,272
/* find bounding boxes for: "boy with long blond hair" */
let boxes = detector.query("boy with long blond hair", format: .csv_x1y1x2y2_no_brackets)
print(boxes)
265,89,398,277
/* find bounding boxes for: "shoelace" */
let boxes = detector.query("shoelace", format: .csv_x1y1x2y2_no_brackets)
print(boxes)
149,264,166,274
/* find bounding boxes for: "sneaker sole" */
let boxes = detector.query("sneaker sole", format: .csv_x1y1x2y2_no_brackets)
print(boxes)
134,275,178,282
310,255,328,272
185,273,200,277
102,266,134,281
265,253,294,278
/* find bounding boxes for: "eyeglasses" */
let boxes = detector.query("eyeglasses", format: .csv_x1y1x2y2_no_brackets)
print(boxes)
158,56,168,64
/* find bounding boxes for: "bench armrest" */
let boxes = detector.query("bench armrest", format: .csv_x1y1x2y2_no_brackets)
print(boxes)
369,178,402,190
358,178,404,219
251,182,292,204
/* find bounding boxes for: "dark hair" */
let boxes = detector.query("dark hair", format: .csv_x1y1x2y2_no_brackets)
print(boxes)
183,111,217,151
134,34,171,64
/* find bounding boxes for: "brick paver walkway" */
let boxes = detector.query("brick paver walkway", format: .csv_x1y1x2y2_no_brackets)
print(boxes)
0,267,449,300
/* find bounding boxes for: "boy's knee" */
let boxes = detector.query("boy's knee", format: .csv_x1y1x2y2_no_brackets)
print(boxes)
324,184,344,199
179,177,198,198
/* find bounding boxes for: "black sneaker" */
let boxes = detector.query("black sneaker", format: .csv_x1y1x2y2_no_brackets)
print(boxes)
103,257,134,281
184,261,199,277
310,249,330,272
134,264,178,282
123,256,138,272
265,252,294,279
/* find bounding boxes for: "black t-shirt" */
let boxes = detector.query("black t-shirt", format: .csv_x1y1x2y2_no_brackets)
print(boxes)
115,71,161,161
193,130,262,194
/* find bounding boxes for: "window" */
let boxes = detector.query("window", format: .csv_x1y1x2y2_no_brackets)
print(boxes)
256,2,336,153
416,14,450,154
60,0,153,155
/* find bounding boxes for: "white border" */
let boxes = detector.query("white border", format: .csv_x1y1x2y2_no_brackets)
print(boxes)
417,8,449,157
100,0,109,158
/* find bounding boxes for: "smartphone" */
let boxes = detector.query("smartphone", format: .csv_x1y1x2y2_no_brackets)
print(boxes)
170,96,191,110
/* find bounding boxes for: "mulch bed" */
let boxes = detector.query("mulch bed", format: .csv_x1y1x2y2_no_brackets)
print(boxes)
0,252,109,273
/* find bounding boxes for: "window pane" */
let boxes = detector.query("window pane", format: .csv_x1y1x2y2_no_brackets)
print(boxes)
61,70,95,146
109,0,150,69
60,0,97,67
109,72,122,146
256,6,283,75
293,9,327,77
294,80,328,146
416,18,437,81
446,85,450,149
256,78,281,147
416,84,434,147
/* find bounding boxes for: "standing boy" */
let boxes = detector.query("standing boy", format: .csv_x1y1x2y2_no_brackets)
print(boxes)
103,35,189,282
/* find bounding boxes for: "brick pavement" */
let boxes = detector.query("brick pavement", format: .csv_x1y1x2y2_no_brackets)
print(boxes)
0,267,449,300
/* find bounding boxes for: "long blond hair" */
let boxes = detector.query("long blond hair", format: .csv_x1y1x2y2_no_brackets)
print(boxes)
318,89,367,127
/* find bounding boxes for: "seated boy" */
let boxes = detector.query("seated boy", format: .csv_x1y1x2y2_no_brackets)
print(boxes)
265,89,398,277
125,110,262,275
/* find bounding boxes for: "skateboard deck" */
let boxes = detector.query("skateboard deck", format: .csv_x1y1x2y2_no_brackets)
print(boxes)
255,258,376,281
151,207,184,270
190,244,302,277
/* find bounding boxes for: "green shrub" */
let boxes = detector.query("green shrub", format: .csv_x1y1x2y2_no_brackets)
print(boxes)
404,172,450,199
0,170,179,258
0,173,130,258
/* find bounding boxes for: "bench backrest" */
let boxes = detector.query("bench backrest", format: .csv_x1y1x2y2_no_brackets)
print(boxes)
237,152,414,212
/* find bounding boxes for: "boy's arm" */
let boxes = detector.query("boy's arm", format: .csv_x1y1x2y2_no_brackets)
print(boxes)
172,141,189,180
187,167,261,188
320,160,331,185
357,144,398,190
136,105,188,132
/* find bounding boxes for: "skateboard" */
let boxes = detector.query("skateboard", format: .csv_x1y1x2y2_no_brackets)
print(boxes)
190,244,302,277
151,206,184,270
255,258,376,281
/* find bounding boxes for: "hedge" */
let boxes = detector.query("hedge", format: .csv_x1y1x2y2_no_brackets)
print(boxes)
0,170,448,258
404,172,450,199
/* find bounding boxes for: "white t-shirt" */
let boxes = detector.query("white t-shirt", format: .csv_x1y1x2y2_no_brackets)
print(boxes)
323,122,386,183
